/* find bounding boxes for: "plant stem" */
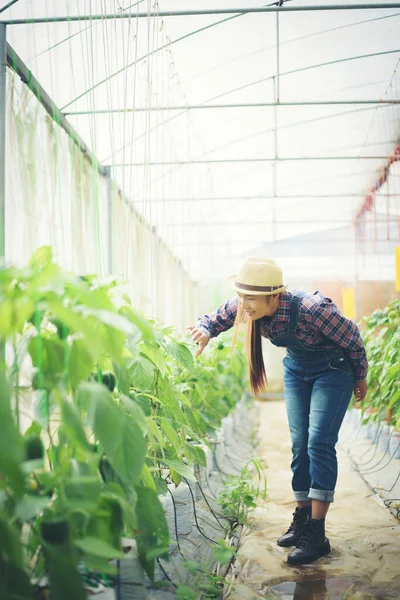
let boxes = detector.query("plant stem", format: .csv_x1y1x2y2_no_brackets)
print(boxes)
13,337,20,431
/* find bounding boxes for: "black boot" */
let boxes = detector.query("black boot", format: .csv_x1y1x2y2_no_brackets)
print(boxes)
287,518,331,565
276,505,311,547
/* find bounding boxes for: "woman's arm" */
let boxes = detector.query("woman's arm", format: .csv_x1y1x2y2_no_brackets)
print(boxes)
188,296,238,356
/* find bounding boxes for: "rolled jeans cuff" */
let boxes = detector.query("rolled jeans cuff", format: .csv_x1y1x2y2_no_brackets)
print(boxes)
293,491,311,502
308,488,335,502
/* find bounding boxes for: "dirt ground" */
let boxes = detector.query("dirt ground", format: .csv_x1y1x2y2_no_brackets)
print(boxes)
228,400,400,600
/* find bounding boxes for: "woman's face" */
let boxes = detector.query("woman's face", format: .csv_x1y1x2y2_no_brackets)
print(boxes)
237,293,279,320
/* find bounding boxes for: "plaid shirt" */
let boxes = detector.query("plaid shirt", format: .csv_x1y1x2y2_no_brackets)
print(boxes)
196,290,368,381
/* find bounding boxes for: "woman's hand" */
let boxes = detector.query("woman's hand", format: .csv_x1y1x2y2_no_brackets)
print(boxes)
187,327,210,357
354,379,368,402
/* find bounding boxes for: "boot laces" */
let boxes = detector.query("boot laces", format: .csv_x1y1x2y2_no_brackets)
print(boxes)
286,509,303,533
296,520,315,549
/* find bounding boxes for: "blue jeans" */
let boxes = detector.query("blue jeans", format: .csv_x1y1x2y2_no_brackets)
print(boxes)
283,350,355,503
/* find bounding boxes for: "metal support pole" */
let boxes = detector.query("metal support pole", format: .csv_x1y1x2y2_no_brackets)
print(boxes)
0,23,5,367
0,23,6,264
151,226,158,317
108,156,393,167
272,76,277,247
131,193,385,202
3,5,400,24
103,166,113,274
64,100,400,115
178,260,184,333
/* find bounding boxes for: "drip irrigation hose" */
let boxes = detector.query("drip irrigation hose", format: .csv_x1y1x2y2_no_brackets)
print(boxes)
167,487,184,557
340,413,364,446
359,439,399,475
183,477,221,543
355,424,385,464
156,558,177,589
192,476,230,529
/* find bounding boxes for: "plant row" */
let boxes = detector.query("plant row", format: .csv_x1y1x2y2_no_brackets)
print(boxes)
357,298,400,430
0,247,248,600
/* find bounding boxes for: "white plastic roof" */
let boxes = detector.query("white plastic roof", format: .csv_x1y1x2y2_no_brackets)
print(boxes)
3,0,400,282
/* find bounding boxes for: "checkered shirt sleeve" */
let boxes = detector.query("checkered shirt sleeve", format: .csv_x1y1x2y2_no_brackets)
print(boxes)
196,296,238,338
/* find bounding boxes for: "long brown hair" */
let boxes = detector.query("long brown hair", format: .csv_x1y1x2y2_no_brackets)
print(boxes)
232,294,281,398
232,300,268,398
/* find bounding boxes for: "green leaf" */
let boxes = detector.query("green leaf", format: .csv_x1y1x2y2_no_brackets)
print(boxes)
69,339,94,387
74,536,125,559
44,543,86,600
183,443,207,467
65,477,103,510
159,418,181,453
113,360,132,395
176,585,197,600
81,554,118,575
162,458,196,481
134,486,170,580
28,336,65,386
147,419,165,450
141,345,167,376
85,308,138,337
77,383,146,487
0,514,24,568
15,496,50,522
140,463,156,491
130,356,155,391
46,300,107,362
165,342,194,372
32,390,51,429
119,305,155,342
29,245,53,270
24,420,42,437
0,373,25,492
58,392,91,451
119,394,148,435
0,297,35,336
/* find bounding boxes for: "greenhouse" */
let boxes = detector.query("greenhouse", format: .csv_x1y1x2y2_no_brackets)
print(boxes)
0,0,399,599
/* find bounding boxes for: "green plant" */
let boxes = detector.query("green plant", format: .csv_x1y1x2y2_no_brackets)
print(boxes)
178,540,235,600
359,299,400,428
216,458,267,527
0,246,249,598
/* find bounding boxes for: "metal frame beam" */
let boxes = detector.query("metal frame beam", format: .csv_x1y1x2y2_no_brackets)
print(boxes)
0,23,5,261
131,194,395,203
109,156,393,167
3,4,400,24
64,100,400,116
159,218,398,228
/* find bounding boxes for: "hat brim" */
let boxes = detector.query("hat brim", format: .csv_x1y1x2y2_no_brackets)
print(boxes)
232,283,288,296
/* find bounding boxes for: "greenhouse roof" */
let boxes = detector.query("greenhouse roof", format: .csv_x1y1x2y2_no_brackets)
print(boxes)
2,0,400,282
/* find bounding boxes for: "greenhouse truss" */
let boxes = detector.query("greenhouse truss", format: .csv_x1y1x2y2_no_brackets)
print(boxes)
0,2,399,600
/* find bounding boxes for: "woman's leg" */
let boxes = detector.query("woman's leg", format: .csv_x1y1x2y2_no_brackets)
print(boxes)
283,357,314,501
287,360,354,564
277,359,314,548
307,364,354,504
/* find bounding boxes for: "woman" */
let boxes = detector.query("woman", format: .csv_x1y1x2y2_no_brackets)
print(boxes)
188,257,368,565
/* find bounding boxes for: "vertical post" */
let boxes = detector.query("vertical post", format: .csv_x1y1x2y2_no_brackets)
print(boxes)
151,226,158,316
103,166,113,274
0,23,6,264
0,24,6,367
272,77,277,247
178,260,184,333
272,12,280,249
276,11,280,104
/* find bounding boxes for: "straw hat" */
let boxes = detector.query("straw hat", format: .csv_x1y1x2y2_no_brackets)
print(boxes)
232,257,287,296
